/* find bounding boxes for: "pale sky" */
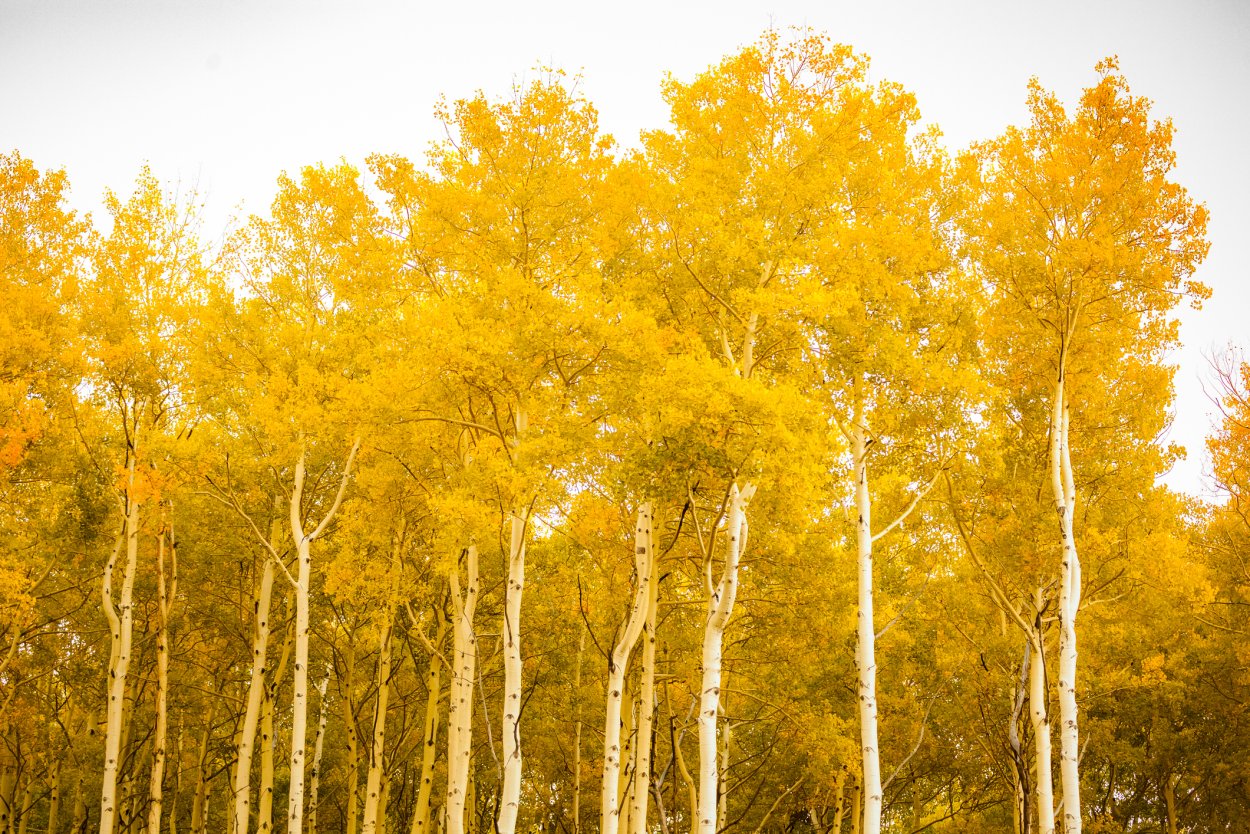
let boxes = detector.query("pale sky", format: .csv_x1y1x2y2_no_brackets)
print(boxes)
2,0,1246,497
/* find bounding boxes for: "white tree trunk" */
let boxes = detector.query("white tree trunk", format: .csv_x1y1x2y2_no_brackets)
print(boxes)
1029,589,1055,834
1050,385,1082,834
628,538,659,834
445,546,479,834
148,520,177,834
410,613,447,834
307,676,330,834
851,410,882,834
100,452,140,834
697,484,754,834
287,438,359,834
233,557,276,834
497,515,527,834
601,505,654,834
361,608,396,834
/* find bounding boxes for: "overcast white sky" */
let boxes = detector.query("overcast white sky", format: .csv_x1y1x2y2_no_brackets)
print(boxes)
2,0,1246,497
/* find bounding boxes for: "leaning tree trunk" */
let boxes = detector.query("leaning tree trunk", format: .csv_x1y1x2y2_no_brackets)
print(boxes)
232,521,280,834
410,611,448,834
1050,370,1082,834
101,451,140,834
601,505,654,834
497,515,527,834
445,546,479,834
697,484,754,834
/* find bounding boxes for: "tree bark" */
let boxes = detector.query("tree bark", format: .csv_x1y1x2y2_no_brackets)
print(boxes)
287,438,360,834
850,390,882,834
232,537,278,834
307,676,330,834
601,504,654,834
100,451,140,834
409,610,447,834
1050,381,1081,834
697,484,754,834
1028,589,1055,834
628,539,659,834
445,546,479,834
496,515,527,834
362,539,403,834
148,519,176,834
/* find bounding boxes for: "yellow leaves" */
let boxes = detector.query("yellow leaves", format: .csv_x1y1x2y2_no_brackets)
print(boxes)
1140,653,1168,685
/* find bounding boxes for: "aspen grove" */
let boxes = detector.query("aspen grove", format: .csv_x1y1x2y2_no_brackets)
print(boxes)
3,31,1248,834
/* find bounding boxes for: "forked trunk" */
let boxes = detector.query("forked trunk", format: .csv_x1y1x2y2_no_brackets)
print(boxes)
601,505,654,834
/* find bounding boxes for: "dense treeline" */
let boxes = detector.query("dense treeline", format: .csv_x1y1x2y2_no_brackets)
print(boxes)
1,31,1246,834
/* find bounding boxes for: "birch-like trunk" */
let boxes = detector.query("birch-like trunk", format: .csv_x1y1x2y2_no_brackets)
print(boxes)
1009,641,1032,834
147,520,177,834
233,554,276,834
260,626,294,834
306,676,330,834
362,576,401,834
850,401,882,834
409,613,447,834
287,438,359,834
46,761,60,834
189,720,212,834
601,505,654,834
338,641,360,834
101,451,140,834
697,484,754,834
445,547,479,834
1050,371,1081,834
628,542,660,834
831,769,846,834
496,515,527,834
1029,589,1055,834
570,628,585,834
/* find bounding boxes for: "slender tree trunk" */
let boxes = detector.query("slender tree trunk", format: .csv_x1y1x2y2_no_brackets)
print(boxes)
850,389,882,834
848,779,860,834
570,628,585,834
445,547,479,834
697,484,754,834
189,720,212,834
1162,773,1179,834
260,626,294,834
71,775,86,834
307,676,330,834
148,520,177,834
363,582,401,834
1010,641,1032,834
830,769,846,834
338,640,361,834
716,713,731,834
16,777,33,834
497,515,527,834
47,760,61,834
287,438,359,834
602,505,654,834
410,613,447,834
1029,589,1055,834
629,543,659,834
1050,378,1081,834
617,690,634,834
233,549,277,834
0,749,14,834
101,451,140,834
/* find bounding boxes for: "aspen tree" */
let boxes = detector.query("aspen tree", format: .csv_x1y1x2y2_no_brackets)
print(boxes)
445,546,479,834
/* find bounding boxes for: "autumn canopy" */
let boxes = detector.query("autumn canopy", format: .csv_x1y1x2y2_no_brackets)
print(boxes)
1,30,1244,834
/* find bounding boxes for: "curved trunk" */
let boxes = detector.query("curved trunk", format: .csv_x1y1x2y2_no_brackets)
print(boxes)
233,545,278,834
601,505,653,834
628,545,660,834
1029,589,1055,834
410,613,447,834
